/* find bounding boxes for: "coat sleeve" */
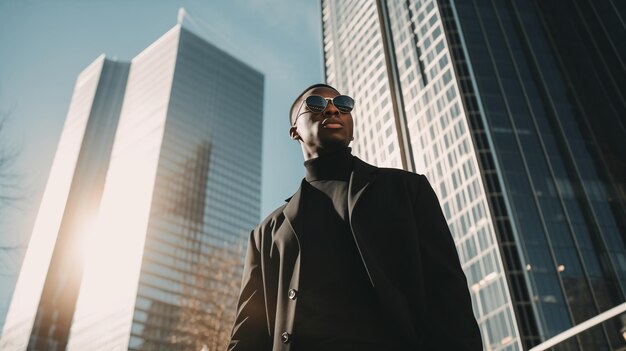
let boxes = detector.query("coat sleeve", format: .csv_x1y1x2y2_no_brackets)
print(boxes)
228,228,271,351
414,175,483,350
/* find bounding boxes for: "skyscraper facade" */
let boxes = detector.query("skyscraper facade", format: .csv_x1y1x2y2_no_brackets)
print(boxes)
322,0,626,350
0,55,129,351
1,24,264,351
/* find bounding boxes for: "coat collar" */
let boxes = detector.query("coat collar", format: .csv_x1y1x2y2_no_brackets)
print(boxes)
282,156,378,240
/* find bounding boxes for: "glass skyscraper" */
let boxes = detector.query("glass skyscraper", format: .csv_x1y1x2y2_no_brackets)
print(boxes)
1,24,264,351
0,55,129,351
322,0,626,350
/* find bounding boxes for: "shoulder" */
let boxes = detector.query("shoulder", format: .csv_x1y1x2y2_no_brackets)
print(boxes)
372,165,427,188
255,203,287,232
355,156,424,182
355,158,433,196
377,166,423,180
379,168,430,198
247,203,287,249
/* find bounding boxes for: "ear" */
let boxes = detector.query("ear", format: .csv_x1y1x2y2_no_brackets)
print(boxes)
289,126,301,141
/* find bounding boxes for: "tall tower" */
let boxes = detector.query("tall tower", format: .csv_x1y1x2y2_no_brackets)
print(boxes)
322,0,626,350
0,55,129,351
1,24,264,351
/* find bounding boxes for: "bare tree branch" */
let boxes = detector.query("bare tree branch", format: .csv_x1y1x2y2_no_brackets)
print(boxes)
0,112,21,212
0,110,24,253
168,240,245,351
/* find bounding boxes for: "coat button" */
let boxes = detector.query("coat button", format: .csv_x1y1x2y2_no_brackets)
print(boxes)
288,289,298,300
281,332,291,344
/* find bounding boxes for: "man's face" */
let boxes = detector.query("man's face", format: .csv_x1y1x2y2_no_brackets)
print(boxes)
290,87,354,152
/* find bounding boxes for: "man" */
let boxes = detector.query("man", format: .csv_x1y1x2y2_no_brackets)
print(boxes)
229,84,482,350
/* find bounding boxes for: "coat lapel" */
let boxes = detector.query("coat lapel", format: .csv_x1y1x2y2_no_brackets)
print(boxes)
282,179,306,243
347,157,379,287
348,157,378,220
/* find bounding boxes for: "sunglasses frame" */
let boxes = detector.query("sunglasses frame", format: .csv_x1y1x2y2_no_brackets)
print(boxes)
293,94,355,126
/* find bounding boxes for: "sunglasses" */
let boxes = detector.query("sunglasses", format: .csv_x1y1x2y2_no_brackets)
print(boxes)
294,95,355,125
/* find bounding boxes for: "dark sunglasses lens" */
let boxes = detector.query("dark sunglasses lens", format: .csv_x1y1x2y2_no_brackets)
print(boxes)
333,95,354,113
305,95,327,113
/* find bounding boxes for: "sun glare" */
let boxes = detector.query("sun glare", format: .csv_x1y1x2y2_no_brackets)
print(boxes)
68,126,166,349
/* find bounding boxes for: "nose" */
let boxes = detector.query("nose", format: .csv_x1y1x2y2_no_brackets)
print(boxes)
323,99,339,116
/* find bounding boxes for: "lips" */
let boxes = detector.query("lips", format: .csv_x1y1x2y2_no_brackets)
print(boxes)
322,118,344,129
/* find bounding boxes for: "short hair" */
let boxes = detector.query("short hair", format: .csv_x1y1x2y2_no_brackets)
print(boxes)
289,83,340,126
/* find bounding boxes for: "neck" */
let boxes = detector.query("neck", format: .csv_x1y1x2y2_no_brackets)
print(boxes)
303,146,353,182
302,144,350,161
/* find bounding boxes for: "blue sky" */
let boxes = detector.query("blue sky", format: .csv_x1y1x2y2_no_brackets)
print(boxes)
0,0,323,248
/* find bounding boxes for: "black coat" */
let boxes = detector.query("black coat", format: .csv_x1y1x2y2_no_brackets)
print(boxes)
229,157,483,350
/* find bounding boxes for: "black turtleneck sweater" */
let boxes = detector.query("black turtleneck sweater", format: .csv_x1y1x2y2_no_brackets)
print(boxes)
303,147,352,220
292,147,391,350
